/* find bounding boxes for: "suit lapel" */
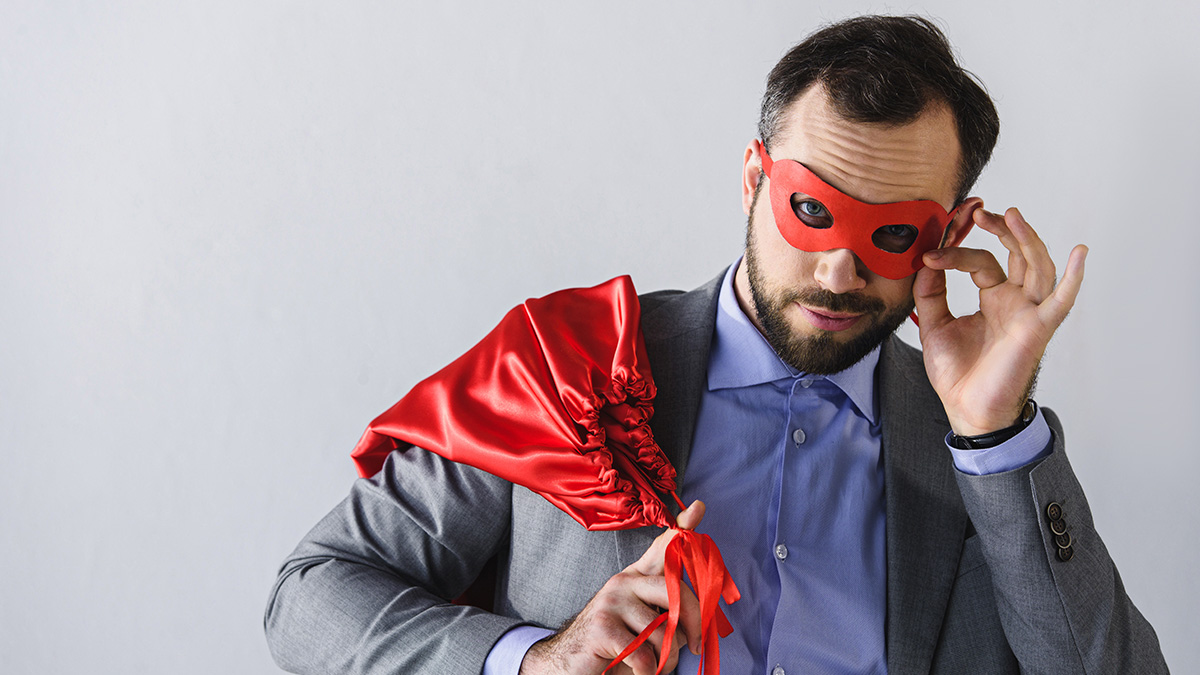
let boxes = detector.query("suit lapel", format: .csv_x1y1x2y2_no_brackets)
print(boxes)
879,335,970,674
612,272,723,568
639,272,723,486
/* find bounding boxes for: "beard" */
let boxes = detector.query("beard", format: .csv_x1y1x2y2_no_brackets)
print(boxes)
744,195,913,375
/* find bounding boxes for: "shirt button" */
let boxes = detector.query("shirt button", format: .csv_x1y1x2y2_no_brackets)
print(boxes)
792,428,806,445
800,378,813,388
773,666,786,675
775,543,789,560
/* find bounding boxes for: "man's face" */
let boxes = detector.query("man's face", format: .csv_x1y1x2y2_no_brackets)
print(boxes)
735,84,968,375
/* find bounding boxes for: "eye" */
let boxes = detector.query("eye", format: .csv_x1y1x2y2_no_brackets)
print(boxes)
799,201,826,217
789,196,833,229
871,224,919,253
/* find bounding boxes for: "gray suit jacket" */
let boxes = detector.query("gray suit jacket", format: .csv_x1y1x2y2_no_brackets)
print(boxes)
265,272,1167,674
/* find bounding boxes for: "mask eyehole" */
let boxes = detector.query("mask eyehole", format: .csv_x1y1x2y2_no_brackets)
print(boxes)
872,224,919,253
789,195,832,229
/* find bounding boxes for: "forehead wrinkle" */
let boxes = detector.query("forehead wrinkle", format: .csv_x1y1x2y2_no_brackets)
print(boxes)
808,114,944,153
807,147,949,203
800,93,958,156
822,129,952,175
793,127,957,206
772,87,960,207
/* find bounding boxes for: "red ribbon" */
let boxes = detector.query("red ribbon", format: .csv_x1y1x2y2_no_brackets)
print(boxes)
602,494,740,675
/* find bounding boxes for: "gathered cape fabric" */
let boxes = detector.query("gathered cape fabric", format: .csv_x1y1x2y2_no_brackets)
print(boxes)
351,275,676,530
350,275,738,675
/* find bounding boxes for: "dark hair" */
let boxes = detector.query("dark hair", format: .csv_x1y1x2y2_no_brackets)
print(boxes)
758,15,1000,204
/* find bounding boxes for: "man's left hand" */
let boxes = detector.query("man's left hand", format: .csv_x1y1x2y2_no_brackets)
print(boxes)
914,206,1088,436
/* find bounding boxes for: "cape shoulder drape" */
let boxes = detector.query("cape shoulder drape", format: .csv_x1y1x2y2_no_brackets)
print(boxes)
350,276,738,675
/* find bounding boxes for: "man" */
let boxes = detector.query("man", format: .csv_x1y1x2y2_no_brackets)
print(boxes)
265,15,1166,674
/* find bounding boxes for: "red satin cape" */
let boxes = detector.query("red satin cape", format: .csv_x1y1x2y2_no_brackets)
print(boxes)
350,275,739,674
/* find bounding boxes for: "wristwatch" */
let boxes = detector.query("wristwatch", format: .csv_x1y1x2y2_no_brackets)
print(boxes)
949,399,1037,450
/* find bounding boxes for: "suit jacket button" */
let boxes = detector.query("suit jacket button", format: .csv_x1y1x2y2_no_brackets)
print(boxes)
1049,518,1068,536
1046,502,1063,521
1057,545,1075,562
1054,532,1072,549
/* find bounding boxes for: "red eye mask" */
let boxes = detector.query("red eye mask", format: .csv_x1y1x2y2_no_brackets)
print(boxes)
758,139,957,280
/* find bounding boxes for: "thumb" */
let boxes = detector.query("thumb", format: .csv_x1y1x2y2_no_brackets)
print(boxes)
913,263,953,341
675,499,705,531
632,501,706,575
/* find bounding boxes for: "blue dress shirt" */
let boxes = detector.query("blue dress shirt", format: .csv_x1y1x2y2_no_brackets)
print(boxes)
485,262,1051,674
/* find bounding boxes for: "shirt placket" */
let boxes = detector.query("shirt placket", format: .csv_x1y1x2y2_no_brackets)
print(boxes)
763,375,816,675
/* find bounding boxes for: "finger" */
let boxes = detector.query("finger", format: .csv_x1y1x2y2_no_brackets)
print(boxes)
624,644,674,675
592,578,666,673
923,246,1006,290
633,623,684,675
1038,244,1088,327
675,500,706,531
631,533,675,576
666,574,703,656
616,568,702,649
632,501,705,576
610,573,673,614
569,600,656,675
913,265,954,338
973,208,1027,281
623,500,707,659
1005,207,1057,301
635,618,686,675
621,641,659,675
659,640,683,675
625,518,706,656
610,599,672,675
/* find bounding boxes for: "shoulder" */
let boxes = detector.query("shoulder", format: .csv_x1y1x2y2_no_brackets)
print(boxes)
879,334,932,392
880,334,927,380
878,334,950,427
637,269,726,344
638,288,686,312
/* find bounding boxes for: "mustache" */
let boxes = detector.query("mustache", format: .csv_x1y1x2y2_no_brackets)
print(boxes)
785,287,887,314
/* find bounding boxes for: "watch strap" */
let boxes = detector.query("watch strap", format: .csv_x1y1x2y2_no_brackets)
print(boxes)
949,400,1037,450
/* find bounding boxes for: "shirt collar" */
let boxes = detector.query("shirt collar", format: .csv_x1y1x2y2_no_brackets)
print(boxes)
707,259,880,424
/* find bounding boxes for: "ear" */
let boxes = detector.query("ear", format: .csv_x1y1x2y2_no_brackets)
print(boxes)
939,196,983,248
742,139,763,215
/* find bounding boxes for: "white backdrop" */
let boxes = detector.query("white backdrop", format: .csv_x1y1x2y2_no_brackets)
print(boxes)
3,1,1197,672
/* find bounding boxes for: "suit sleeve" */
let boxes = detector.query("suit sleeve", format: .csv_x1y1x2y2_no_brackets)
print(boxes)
263,445,523,674
954,407,1168,674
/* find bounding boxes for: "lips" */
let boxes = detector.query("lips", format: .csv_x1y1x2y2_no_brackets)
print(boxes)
799,305,863,332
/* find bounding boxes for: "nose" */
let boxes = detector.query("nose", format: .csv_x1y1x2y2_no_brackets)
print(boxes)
813,248,867,294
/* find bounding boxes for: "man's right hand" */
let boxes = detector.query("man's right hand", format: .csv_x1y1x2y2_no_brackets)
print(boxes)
518,500,707,675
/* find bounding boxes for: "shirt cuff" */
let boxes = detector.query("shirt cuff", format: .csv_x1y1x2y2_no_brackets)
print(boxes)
946,405,1052,476
483,624,556,675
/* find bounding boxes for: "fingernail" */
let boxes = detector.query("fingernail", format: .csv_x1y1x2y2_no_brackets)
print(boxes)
925,249,944,260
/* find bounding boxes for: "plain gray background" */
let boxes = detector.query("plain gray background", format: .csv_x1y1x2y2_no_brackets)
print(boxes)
3,1,1196,672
